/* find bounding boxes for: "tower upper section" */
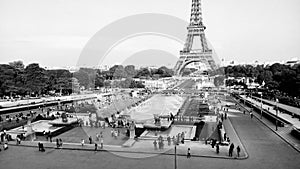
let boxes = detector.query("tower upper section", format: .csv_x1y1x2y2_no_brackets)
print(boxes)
189,0,205,28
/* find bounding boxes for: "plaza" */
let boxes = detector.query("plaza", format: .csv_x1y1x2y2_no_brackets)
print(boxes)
0,0,299,168
1,93,299,169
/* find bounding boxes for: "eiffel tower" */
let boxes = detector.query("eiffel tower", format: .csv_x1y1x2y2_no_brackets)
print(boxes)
174,0,218,76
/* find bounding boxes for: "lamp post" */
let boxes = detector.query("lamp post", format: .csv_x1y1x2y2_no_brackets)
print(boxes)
174,145,177,169
275,98,279,131
244,93,246,105
258,92,263,119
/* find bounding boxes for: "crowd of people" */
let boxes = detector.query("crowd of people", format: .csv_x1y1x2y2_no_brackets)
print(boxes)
152,132,186,150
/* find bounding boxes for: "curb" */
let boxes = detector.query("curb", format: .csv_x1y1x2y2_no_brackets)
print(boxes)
226,116,249,160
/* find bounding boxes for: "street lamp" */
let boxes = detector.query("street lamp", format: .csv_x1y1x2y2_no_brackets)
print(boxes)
258,92,263,119
174,145,177,169
275,98,279,131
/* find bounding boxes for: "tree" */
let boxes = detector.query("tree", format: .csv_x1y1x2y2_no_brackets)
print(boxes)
46,69,72,94
73,70,90,89
257,70,273,85
9,60,25,70
125,65,136,78
135,68,151,78
157,66,174,77
214,76,225,87
71,77,80,93
24,63,47,96
109,65,126,79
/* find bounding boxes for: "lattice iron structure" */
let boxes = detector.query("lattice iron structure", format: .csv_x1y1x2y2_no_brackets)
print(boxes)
174,0,218,76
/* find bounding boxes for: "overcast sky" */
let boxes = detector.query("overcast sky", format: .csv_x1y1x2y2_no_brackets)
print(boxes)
0,0,299,68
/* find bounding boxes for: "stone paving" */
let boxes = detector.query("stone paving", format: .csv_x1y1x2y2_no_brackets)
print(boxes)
6,107,248,160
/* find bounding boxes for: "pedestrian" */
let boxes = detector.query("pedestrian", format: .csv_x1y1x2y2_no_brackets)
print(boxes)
0,132,4,142
89,136,92,144
227,137,230,143
81,139,85,146
172,136,176,145
96,134,99,141
158,140,162,150
49,132,52,142
16,137,21,145
100,138,103,149
158,135,163,142
229,143,234,157
187,148,191,158
237,146,241,157
114,130,118,139
59,138,63,147
3,143,8,150
40,143,45,152
216,143,219,154
153,140,157,150
250,112,253,119
111,129,114,137
181,132,185,144
38,142,41,151
167,136,171,146
56,138,60,148
223,133,227,141
94,143,98,151
225,112,227,119
213,139,216,148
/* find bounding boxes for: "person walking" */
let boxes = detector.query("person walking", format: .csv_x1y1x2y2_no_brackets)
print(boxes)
100,138,104,149
59,138,63,147
176,134,180,145
111,129,114,137
89,136,93,144
158,140,162,150
250,112,253,119
187,148,191,158
237,146,241,157
16,137,21,145
167,136,171,146
181,132,185,144
94,143,98,151
96,134,99,141
216,143,220,154
56,138,60,148
3,143,8,150
38,142,41,151
229,143,234,157
81,139,85,146
49,132,52,142
172,136,176,145
40,143,45,152
153,140,157,150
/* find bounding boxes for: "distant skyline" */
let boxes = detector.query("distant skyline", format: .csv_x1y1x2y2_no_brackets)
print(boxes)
0,0,300,68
